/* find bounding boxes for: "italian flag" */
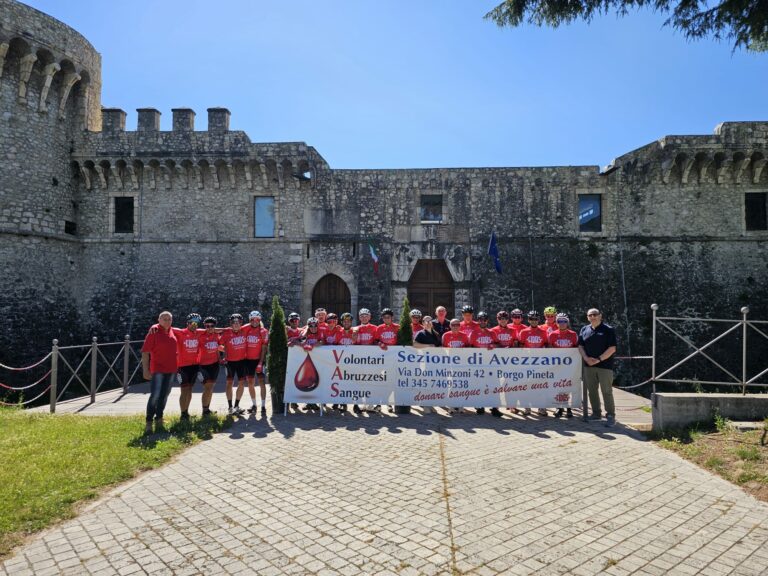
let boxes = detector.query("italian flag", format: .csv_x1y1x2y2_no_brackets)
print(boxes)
369,242,379,275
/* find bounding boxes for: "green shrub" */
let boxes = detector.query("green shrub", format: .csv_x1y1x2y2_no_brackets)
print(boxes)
267,295,287,413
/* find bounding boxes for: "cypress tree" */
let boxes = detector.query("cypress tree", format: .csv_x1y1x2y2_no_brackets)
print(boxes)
395,295,412,414
267,295,287,414
397,295,413,346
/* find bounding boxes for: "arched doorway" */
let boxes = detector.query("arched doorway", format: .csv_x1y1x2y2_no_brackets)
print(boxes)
312,274,351,316
407,259,454,316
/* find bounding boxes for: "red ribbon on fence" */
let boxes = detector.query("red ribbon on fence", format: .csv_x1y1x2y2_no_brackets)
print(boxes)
0,370,52,391
0,353,52,372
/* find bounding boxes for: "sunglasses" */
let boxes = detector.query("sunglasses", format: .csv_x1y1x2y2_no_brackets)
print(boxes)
450,323,460,327
556,319,568,324
587,313,600,317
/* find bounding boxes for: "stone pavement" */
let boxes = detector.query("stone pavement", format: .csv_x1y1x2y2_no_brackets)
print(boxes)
4,406,768,575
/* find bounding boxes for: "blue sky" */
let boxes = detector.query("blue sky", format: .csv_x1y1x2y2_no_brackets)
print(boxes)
25,0,768,169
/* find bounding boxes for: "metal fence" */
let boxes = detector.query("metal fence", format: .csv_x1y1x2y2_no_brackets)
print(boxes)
1,336,144,413
615,304,767,394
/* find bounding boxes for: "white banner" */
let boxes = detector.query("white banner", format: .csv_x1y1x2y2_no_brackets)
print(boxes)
284,346,582,408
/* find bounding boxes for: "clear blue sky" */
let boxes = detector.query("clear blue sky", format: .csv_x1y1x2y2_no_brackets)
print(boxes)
24,0,768,169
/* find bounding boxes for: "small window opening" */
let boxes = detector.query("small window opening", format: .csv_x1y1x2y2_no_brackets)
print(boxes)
745,193,767,231
420,194,443,223
578,194,602,233
113,197,134,233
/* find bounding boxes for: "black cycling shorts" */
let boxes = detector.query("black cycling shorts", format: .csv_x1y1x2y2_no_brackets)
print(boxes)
178,365,200,387
200,362,219,383
226,359,248,379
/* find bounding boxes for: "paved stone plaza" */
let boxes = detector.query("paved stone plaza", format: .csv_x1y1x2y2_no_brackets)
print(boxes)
4,399,768,575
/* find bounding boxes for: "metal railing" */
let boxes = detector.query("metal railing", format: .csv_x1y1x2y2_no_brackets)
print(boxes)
1,336,144,413
615,304,767,394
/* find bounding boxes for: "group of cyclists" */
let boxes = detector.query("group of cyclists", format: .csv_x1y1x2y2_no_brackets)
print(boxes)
141,304,582,433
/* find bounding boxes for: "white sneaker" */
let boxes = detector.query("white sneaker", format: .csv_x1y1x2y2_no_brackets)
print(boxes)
227,407,234,415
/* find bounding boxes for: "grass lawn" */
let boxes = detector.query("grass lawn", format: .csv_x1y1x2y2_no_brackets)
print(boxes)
653,420,768,502
0,409,230,558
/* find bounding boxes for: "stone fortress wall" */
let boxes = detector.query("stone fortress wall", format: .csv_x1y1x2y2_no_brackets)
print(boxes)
1,0,766,382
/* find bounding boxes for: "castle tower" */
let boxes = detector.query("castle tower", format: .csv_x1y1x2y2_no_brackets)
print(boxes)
0,0,102,356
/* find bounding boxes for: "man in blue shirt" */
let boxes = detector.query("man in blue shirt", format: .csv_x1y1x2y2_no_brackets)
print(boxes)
578,308,618,426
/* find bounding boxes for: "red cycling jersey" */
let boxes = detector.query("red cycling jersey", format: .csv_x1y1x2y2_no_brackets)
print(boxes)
175,327,201,367
459,320,480,338
355,323,378,345
243,324,269,360
376,323,399,345
411,321,422,336
471,328,497,348
286,326,302,344
302,327,324,347
442,331,470,348
548,329,579,348
544,320,558,334
491,325,517,348
338,329,357,346
221,329,247,361
519,326,549,348
323,325,344,345
198,331,222,365
510,322,526,342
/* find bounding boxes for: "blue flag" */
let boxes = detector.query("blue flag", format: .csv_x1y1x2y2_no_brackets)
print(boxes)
488,231,502,274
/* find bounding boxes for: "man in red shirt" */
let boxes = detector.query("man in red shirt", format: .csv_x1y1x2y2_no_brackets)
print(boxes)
141,311,178,434
244,310,269,416
220,313,248,415
409,309,423,339
355,308,378,345
548,313,578,418
301,317,325,348
491,310,517,348
198,316,222,417
337,313,357,346
442,319,470,348
376,308,399,349
314,308,328,333
323,313,343,344
459,305,480,339
519,310,549,416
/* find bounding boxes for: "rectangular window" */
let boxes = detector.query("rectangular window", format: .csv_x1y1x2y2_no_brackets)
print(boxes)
254,196,275,238
420,194,443,223
745,193,767,231
578,194,602,233
64,220,77,235
113,196,134,233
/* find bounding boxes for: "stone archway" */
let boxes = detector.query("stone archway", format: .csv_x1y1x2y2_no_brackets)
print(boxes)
311,274,351,317
302,263,357,320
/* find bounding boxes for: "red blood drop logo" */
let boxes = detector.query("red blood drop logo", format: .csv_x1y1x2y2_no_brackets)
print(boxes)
295,353,319,391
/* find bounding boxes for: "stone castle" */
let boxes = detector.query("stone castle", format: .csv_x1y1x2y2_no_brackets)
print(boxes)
1,0,767,373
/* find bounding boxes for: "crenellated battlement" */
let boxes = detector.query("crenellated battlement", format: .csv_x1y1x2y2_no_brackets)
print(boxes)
604,122,768,187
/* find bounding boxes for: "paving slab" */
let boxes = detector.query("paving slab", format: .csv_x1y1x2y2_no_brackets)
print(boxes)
4,405,768,575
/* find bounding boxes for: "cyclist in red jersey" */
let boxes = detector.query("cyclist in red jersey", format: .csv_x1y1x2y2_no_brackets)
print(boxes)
314,308,328,333
442,319,469,414
376,308,399,349
198,316,221,417
491,310,517,348
286,312,302,345
354,308,378,346
471,312,502,417
459,305,480,339
301,317,325,349
221,313,248,415
243,310,269,416
543,306,558,334
409,309,423,339
334,313,357,412
519,310,550,416
548,312,578,418
509,308,526,344
322,313,343,344
176,313,203,421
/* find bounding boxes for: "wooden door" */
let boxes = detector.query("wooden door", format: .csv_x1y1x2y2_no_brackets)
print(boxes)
312,274,351,316
407,260,454,316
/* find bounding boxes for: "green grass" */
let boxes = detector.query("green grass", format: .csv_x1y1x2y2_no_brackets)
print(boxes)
639,405,652,413
0,409,229,557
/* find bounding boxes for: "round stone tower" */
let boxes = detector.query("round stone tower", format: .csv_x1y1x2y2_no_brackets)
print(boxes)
0,0,102,358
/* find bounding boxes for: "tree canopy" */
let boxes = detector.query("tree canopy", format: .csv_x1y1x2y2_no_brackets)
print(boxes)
485,0,768,52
